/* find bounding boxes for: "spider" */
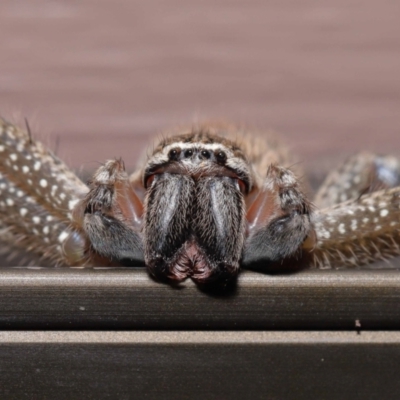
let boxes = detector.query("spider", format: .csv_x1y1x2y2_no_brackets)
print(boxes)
0,118,399,285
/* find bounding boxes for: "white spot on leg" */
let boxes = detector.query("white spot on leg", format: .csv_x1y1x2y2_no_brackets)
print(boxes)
320,230,331,239
58,231,69,243
326,217,336,224
380,209,389,217
68,199,79,210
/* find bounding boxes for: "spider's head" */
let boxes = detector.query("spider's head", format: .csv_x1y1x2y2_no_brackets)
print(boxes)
143,129,253,193
142,127,253,284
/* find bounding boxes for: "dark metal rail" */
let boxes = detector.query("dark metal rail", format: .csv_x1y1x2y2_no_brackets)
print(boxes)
0,331,400,399
1,266,400,330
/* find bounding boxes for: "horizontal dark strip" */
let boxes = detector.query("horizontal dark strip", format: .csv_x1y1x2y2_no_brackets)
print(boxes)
0,331,400,399
0,265,400,329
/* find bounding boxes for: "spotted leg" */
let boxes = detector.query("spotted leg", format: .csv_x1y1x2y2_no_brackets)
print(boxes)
315,152,400,208
308,153,400,269
0,118,145,267
0,118,87,265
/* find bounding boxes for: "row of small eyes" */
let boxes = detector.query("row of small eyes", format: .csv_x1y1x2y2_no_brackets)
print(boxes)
168,148,227,163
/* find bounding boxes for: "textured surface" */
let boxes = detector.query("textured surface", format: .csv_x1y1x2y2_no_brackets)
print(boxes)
1,331,400,399
0,267,400,330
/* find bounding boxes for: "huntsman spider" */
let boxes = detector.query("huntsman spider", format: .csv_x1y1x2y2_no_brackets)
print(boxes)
0,118,399,285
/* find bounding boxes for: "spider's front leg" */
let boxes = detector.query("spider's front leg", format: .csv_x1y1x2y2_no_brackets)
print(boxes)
68,159,145,266
242,165,314,269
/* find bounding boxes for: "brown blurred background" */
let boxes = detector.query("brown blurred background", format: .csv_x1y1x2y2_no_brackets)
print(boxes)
0,0,399,176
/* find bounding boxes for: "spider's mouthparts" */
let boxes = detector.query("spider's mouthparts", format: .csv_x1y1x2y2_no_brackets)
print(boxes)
149,241,239,285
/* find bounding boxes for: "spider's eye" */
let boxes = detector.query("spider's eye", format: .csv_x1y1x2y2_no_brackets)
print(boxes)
168,148,181,160
184,149,193,158
201,150,211,159
215,151,227,164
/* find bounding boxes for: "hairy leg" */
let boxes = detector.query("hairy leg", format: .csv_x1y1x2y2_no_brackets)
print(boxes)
242,164,313,269
0,118,87,265
72,159,145,266
243,153,400,271
310,187,400,268
0,118,147,267
309,152,400,269
314,152,400,208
